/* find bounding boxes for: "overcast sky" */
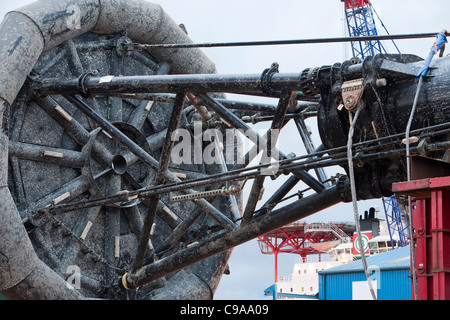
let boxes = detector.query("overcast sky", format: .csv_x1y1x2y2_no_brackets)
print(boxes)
1,0,448,300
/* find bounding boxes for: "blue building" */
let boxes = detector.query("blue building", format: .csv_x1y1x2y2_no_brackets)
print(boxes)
318,246,411,300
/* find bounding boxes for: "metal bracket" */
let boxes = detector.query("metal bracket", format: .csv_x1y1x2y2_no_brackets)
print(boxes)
260,62,280,96
341,78,365,112
78,70,99,98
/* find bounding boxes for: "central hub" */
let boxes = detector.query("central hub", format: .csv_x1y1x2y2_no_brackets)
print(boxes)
83,121,153,199
111,154,127,175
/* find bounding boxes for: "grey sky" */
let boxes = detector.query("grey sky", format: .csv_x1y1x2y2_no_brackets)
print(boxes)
1,0,448,300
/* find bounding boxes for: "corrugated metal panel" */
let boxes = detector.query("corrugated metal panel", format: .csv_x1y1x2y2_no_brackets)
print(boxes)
320,272,367,300
319,246,412,300
320,246,411,275
378,269,411,300
319,268,411,300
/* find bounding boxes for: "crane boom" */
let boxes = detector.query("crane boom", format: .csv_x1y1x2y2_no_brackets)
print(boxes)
341,0,393,60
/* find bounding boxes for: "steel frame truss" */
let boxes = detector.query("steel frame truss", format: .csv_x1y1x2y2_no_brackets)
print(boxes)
31,60,450,292
382,194,410,248
343,1,385,60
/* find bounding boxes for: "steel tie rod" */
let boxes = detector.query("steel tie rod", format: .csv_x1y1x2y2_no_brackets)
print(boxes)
63,95,238,232
294,118,329,186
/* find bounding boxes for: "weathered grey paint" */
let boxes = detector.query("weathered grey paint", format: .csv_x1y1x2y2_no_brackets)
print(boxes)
0,0,219,300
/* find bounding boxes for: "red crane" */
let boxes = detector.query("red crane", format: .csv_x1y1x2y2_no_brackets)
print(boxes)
341,0,372,10
257,221,354,283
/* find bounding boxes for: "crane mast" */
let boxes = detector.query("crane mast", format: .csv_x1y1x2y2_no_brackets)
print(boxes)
341,0,387,60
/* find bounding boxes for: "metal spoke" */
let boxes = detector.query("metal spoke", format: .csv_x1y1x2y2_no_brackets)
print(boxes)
35,96,114,166
23,175,91,221
35,96,90,146
122,205,144,239
105,206,121,281
64,95,237,233
56,206,102,274
38,48,67,76
9,141,86,169
128,62,170,130
128,100,154,130
66,39,84,75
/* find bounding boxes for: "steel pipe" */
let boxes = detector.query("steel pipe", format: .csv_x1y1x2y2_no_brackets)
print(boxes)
34,72,304,96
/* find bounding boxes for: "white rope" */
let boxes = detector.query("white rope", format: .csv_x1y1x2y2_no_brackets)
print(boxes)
347,104,377,300
405,75,423,300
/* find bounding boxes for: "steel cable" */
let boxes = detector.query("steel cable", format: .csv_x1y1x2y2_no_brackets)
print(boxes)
405,75,424,300
347,104,377,300
37,124,450,219
136,33,444,49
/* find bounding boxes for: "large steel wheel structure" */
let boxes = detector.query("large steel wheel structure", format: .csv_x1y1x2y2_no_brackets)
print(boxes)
8,31,240,299
0,0,240,300
1,0,450,300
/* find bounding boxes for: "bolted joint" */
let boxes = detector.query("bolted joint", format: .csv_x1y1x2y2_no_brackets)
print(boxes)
77,70,99,98
260,62,280,96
